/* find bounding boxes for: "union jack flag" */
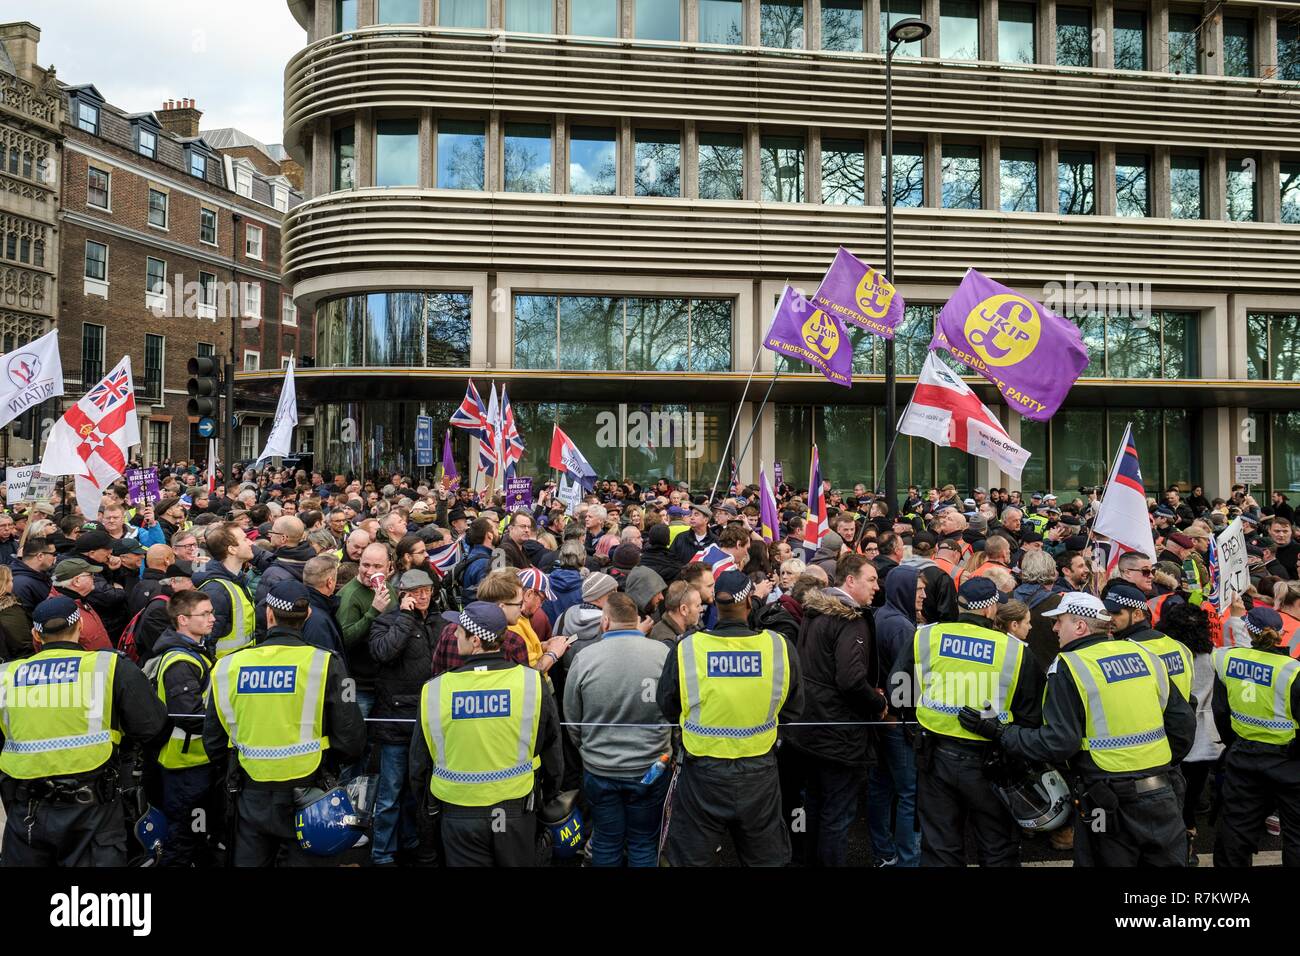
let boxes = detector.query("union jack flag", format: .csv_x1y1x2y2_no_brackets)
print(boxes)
427,539,462,580
689,544,736,581
500,385,525,479
450,380,488,433
86,369,132,411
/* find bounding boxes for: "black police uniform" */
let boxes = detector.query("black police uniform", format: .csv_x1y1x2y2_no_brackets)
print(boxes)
0,642,167,867
1210,647,1300,867
995,633,1196,866
656,620,805,867
889,612,1045,866
202,626,366,867
407,650,564,867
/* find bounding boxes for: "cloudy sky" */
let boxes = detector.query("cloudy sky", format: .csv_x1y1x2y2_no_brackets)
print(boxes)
25,0,305,146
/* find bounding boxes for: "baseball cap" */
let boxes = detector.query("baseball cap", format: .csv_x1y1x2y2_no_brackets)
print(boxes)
32,596,81,636
715,569,754,605
74,530,114,554
517,567,556,601
1043,591,1111,621
1102,583,1149,613
113,537,147,556
957,577,1004,609
667,506,688,518
52,558,102,585
163,563,192,581
440,601,509,642
265,579,310,613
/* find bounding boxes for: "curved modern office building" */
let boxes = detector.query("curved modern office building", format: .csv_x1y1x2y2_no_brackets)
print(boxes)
266,0,1300,498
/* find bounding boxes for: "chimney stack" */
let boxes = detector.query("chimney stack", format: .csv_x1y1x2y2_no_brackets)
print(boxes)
157,97,203,138
0,22,42,83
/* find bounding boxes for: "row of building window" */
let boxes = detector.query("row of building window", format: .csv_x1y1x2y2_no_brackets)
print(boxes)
335,0,1300,79
75,101,211,181
4,148,49,185
81,240,293,325
309,288,1299,383
2,233,46,268
85,165,266,254
335,119,1300,222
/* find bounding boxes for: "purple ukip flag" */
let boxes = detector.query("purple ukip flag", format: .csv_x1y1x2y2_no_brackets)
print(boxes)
929,268,1088,422
763,285,853,388
812,246,905,340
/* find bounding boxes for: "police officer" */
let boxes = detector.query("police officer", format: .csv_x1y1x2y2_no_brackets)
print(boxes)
409,601,563,867
0,597,167,866
203,580,365,866
153,588,217,867
656,569,804,866
961,591,1196,866
1211,606,1300,866
890,577,1044,866
195,521,257,660
1102,583,1194,702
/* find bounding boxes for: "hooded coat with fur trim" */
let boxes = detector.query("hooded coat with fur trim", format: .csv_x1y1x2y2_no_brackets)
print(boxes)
785,588,885,766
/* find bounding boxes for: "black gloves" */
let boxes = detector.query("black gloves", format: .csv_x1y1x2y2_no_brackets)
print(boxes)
957,706,1005,742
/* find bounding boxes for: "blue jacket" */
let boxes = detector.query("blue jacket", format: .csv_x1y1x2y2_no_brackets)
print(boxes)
874,565,922,677
10,561,52,613
303,586,345,658
459,544,494,602
542,568,583,625
134,524,166,548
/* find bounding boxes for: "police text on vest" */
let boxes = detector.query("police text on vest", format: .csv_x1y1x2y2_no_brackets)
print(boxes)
938,636,996,665
452,689,511,719
1158,651,1185,676
237,666,297,694
707,651,763,677
1098,653,1150,683
49,886,151,937
1226,658,1274,685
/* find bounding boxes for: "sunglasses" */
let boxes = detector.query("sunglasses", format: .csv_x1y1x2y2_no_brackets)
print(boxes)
1131,567,1154,575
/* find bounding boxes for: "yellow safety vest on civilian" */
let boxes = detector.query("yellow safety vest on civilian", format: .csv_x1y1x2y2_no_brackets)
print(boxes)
1058,641,1172,773
1214,647,1300,746
204,578,256,659
155,649,212,770
1135,634,1194,702
0,649,120,779
913,622,1025,742
677,629,791,759
419,665,542,807
211,644,331,782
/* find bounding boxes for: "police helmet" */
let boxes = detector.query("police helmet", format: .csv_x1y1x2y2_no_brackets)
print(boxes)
993,766,1073,832
294,787,366,856
133,805,169,855
539,789,586,861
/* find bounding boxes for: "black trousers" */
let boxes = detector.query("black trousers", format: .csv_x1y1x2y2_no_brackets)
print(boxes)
0,789,127,867
918,744,1020,867
1214,743,1300,867
1073,775,1186,867
160,765,216,867
663,753,789,867
439,801,536,867
231,788,317,867
1182,760,1215,831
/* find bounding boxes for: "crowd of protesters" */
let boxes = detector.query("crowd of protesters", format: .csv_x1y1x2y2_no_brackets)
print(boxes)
0,454,1296,867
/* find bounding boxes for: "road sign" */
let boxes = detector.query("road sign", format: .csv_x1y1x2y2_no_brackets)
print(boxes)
415,415,434,467
1234,454,1262,485
198,417,216,438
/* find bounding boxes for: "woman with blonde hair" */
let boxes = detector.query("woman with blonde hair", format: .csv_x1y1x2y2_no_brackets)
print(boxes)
994,600,1031,642
0,564,31,659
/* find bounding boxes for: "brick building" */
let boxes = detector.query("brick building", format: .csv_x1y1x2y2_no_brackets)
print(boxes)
57,80,310,466
0,22,61,463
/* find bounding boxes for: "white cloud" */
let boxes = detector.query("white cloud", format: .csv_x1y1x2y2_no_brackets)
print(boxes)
29,0,305,146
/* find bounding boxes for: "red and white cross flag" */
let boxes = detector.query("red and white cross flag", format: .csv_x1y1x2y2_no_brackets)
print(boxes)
40,355,140,518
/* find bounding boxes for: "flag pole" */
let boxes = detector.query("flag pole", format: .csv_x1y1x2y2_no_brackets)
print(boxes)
731,367,782,488
709,337,768,503
872,373,921,500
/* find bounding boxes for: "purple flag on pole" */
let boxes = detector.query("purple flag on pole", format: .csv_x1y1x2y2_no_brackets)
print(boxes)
929,268,1088,421
763,286,853,388
441,429,459,481
812,246,906,340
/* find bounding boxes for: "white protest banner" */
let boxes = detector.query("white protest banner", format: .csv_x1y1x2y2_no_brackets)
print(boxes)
5,465,36,502
1216,517,1249,610
558,474,583,516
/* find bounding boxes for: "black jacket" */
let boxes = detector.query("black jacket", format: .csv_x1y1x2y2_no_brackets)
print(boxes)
1000,633,1194,779
202,627,366,789
135,588,175,662
0,642,166,784
657,618,805,765
786,588,884,766
368,605,439,743
128,568,168,617
253,541,317,634
640,544,682,586
85,573,130,645
407,651,564,804
890,612,1046,747
670,529,716,566
303,587,345,658
151,629,212,760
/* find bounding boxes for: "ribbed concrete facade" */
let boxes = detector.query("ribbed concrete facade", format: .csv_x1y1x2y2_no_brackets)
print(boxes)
272,0,1300,498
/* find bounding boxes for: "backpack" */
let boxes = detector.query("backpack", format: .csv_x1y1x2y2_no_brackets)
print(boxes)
119,594,170,665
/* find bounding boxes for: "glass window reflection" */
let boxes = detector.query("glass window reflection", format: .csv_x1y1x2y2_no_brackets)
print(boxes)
570,126,617,195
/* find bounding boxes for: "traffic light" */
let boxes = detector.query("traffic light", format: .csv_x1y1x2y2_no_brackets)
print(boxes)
187,356,220,417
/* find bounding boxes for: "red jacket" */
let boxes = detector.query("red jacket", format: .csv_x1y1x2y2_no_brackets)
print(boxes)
48,587,113,652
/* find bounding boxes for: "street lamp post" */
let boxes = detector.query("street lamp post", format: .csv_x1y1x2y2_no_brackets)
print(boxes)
883,18,930,518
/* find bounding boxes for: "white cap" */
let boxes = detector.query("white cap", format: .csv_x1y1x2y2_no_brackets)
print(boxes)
1043,591,1111,621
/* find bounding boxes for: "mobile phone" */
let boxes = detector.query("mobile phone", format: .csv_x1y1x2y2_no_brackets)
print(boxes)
565,635,578,646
